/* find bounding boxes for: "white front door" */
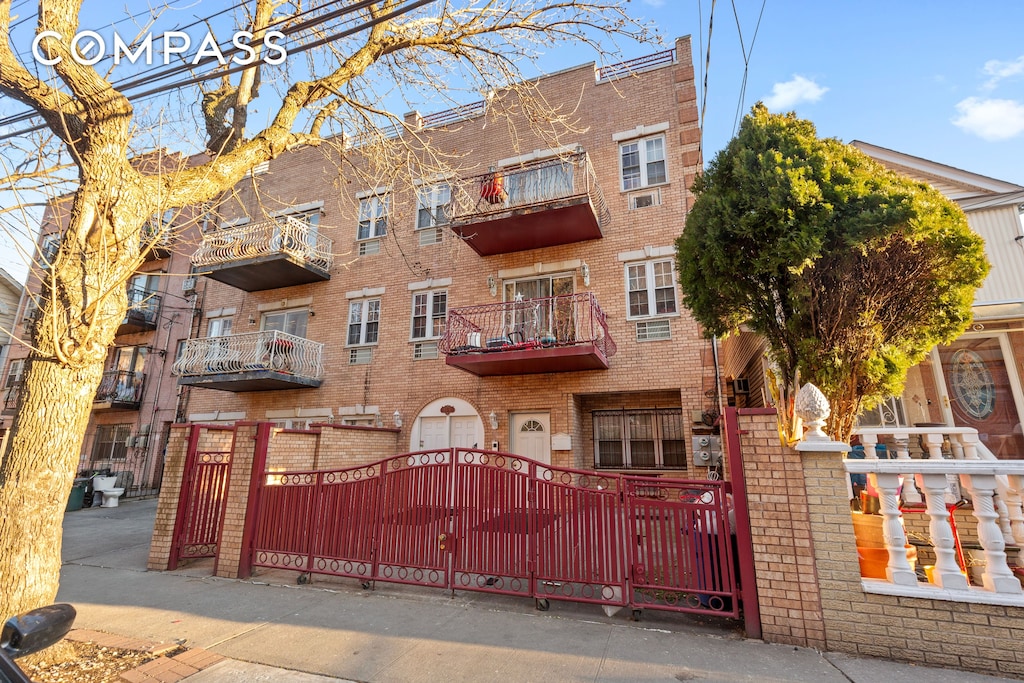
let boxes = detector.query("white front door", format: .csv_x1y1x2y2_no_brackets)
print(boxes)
451,417,478,449
419,416,448,450
512,413,551,465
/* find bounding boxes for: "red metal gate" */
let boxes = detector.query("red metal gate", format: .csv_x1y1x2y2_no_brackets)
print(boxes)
244,447,742,619
168,425,234,570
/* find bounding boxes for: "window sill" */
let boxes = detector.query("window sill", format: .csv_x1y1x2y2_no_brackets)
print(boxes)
619,180,670,194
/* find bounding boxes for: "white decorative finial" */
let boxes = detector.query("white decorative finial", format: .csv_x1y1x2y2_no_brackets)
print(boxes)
794,383,830,442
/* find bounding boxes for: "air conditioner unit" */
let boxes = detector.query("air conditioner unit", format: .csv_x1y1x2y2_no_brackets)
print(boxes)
133,434,149,448
182,276,197,296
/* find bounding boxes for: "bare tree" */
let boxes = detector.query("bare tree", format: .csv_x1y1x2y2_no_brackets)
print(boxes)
0,0,656,619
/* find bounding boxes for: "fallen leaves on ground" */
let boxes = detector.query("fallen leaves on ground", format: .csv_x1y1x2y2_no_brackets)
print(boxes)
24,641,182,683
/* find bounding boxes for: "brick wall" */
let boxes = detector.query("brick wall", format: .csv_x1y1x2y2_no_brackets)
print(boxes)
732,410,826,648
734,409,1024,678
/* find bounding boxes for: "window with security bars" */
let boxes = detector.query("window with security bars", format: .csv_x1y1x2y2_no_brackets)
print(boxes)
593,408,686,469
91,423,132,462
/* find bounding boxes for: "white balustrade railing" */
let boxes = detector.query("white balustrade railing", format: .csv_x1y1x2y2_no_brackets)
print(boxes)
191,216,333,272
172,330,323,381
848,426,1024,600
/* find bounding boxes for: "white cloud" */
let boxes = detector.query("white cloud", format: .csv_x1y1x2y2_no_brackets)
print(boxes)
952,97,1024,140
762,76,828,111
641,0,666,5
983,55,1024,89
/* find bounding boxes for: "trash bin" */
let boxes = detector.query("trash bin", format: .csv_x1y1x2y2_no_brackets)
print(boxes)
66,483,86,512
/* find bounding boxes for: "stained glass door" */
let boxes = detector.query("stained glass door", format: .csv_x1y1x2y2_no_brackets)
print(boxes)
937,336,1024,460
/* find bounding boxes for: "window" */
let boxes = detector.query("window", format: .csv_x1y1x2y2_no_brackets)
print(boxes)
91,423,132,462
503,275,574,341
416,184,452,229
626,259,677,319
620,135,666,191
593,408,686,469
263,309,308,338
411,290,447,340
4,359,24,409
39,234,60,269
207,315,233,338
277,207,321,251
347,299,380,346
357,195,389,240
127,273,160,322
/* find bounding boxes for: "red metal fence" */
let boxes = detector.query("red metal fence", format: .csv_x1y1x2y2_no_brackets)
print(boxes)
169,425,233,570
243,448,741,618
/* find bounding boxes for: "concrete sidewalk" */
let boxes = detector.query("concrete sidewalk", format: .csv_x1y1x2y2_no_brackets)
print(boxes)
58,498,1017,682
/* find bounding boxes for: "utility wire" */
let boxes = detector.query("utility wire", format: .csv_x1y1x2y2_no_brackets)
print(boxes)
729,0,768,135
0,0,435,142
0,0,381,131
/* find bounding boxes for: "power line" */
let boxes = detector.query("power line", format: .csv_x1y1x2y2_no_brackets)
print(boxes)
0,0,382,132
729,0,768,136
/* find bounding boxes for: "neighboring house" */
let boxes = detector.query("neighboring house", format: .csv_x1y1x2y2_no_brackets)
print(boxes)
0,268,25,452
170,37,722,476
1,156,202,497
721,141,1024,459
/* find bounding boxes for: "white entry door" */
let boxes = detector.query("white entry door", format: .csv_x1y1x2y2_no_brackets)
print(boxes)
512,413,551,465
451,417,479,448
419,417,448,450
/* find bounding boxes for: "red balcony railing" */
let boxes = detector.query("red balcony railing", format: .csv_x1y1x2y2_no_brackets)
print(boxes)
440,293,616,376
447,151,610,256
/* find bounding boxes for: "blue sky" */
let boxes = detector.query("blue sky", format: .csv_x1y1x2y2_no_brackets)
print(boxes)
611,0,1024,185
3,1,1023,284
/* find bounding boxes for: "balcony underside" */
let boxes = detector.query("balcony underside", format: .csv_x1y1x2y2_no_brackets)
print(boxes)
450,197,601,256
144,245,172,261
201,253,330,292
117,314,157,336
445,342,609,376
93,400,141,411
177,369,323,392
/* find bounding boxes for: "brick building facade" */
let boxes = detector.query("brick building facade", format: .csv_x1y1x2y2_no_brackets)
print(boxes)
173,36,721,477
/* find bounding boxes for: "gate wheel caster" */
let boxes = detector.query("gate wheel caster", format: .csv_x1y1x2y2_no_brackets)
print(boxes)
361,581,372,590
297,572,311,585
535,598,550,612
631,609,642,621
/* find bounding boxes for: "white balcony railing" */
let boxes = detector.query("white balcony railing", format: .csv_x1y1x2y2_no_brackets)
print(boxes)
191,216,333,272
847,426,1024,604
172,330,324,382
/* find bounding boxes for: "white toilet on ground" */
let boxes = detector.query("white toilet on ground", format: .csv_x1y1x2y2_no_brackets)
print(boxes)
91,475,125,508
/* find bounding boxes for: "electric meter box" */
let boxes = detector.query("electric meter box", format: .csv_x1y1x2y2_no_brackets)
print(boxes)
691,435,722,467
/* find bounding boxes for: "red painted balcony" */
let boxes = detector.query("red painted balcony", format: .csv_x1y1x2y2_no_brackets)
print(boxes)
448,151,610,256
440,293,616,376
190,216,333,292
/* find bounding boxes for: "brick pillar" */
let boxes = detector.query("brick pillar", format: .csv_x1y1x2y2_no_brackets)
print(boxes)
734,410,827,648
213,422,264,578
147,424,192,570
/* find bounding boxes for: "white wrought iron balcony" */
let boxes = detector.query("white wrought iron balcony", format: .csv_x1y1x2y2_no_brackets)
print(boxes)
439,292,617,376
191,216,334,291
173,330,324,392
448,150,611,256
